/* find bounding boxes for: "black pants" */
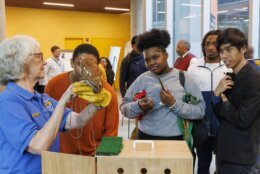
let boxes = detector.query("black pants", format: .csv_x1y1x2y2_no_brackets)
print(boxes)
217,159,257,174
196,136,216,174
137,129,183,140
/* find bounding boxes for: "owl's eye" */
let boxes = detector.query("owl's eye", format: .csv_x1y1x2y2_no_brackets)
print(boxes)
83,67,92,76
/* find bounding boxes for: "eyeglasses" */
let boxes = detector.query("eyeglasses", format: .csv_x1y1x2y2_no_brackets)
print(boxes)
30,52,43,61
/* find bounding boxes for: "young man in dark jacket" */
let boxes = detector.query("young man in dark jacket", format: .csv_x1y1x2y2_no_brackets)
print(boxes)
119,35,148,97
213,28,260,174
187,30,231,174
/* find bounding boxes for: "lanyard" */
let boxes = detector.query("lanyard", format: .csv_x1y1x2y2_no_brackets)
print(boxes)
52,58,62,67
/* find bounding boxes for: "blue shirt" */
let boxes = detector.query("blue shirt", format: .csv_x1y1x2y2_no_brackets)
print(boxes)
0,82,71,174
247,60,260,71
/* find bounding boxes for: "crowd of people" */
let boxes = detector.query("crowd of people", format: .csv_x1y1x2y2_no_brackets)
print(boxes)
0,27,259,174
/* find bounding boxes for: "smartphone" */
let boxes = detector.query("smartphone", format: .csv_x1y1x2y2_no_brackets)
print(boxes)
223,72,235,97
225,72,235,81
157,76,165,91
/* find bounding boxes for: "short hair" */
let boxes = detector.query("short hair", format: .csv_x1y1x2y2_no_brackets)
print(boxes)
131,35,138,45
216,28,248,52
201,30,221,58
100,57,113,69
51,45,60,52
137,29,171,52
178,40,191,50
0,35,40,85
244,45,254,59
72,43,100,62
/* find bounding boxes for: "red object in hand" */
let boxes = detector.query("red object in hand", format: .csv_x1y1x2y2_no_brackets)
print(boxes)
133,90,147,120
133,90,147,101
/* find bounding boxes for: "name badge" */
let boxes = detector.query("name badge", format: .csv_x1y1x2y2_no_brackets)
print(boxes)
32,112,40,118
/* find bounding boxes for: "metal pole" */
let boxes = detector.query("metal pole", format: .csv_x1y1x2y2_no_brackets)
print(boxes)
0,0,6,42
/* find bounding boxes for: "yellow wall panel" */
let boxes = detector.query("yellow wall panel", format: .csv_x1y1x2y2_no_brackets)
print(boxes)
5,7,130,59
5,7,130,89
64,38,84,50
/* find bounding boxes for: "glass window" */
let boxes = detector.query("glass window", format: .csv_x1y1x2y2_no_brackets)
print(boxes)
217,0,249,34
152,0,166,29
173,0,202,59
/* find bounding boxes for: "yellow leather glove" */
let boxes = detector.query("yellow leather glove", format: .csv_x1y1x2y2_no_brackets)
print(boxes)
72,82,111,107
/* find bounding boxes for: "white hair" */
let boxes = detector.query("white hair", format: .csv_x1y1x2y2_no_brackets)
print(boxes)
0,35,40,85
178,40,191,50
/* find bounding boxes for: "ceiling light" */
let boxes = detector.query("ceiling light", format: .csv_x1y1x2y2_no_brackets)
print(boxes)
234,7,248,11
157,0,164,3
217,10,228,14
157,11,165,14
104,7,130,11
184,15,197,19
43,2,74,7
181,3,201,7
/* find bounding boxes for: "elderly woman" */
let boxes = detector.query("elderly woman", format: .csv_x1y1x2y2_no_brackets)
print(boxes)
0,35,99,173
120,29,205,140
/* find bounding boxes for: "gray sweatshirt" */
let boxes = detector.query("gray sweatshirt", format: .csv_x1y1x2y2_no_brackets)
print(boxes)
120,68,205,136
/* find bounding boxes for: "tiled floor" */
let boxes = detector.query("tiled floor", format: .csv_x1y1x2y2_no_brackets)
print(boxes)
116,89,216,174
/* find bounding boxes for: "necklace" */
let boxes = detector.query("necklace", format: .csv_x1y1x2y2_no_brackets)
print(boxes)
69,96,97,155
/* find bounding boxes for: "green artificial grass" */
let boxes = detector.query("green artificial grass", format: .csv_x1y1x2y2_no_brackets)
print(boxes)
96,136,123,156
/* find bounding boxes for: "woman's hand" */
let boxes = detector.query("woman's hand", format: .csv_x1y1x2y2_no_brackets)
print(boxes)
214,75,234,96
160,89,175,107
60,85,76,104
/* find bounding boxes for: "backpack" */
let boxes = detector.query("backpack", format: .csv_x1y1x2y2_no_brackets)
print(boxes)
179,71,210,148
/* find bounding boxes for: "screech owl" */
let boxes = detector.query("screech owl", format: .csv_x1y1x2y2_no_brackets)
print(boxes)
80,54,103,94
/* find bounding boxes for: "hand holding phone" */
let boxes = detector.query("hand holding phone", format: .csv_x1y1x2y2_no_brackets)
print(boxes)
225,72,235,81
223,72,235,97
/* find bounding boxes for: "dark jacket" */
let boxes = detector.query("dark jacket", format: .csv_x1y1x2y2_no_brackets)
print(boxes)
213,63,260,165
106,68,115,86
119,51,148,97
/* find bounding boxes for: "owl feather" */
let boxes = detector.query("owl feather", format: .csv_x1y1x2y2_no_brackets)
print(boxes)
80,54,103,94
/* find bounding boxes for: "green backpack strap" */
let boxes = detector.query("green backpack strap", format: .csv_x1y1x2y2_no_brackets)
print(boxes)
178,70,193,150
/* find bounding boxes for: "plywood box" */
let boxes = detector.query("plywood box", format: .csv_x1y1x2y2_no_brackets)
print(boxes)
97,140,193,174
42,151,95,174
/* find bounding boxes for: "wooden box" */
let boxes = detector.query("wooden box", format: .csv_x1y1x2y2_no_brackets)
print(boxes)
42,151,95,174
97,140,193,174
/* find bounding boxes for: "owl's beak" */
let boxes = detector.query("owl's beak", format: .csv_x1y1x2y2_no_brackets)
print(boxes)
83,80,102,94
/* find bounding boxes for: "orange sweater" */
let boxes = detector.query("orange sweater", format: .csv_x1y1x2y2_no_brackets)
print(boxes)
45,72,119,156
